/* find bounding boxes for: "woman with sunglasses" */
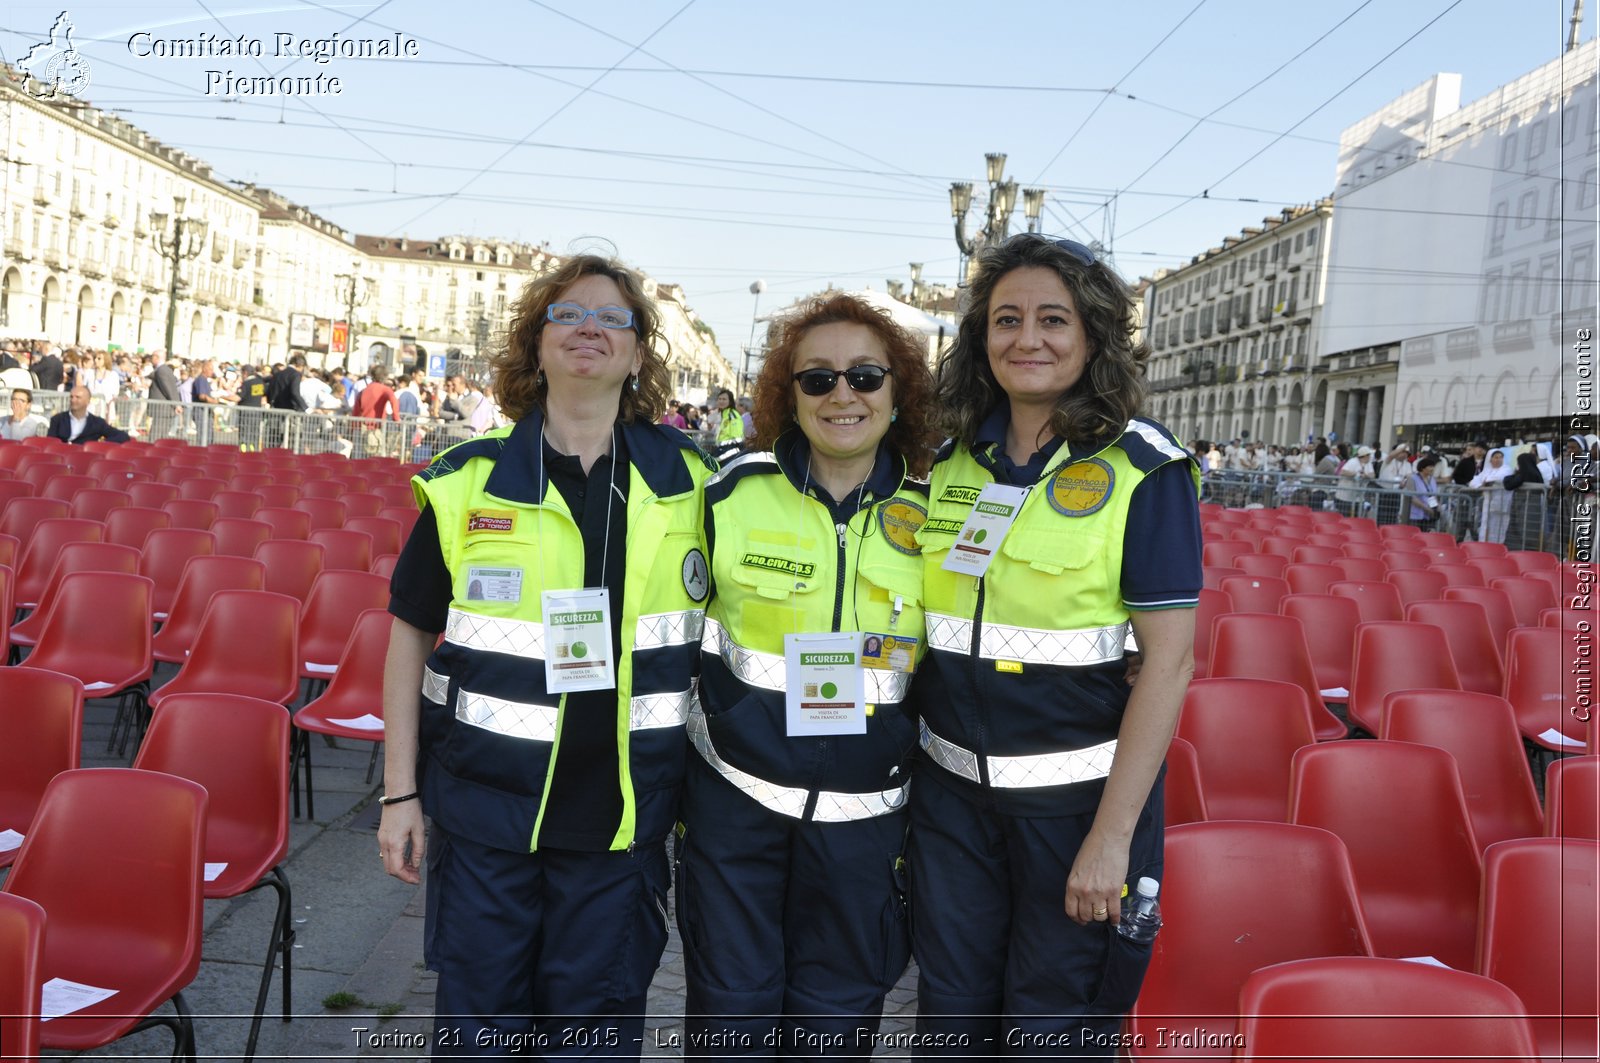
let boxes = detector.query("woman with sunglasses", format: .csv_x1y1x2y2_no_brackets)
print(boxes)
377,253,713,1059
678,293,939,1057
911,235,1201,1056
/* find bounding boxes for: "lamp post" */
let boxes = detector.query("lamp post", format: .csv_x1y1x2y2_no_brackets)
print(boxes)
743,279,766,393
950,154,1047,284
149,194,207,356
332,261,370,371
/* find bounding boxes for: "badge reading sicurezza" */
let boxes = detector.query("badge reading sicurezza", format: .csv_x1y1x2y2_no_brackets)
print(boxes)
784,631,866,737
940,482,1028,578
541,588,616,693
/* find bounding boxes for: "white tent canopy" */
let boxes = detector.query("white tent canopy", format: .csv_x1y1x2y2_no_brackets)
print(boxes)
765,287,958,339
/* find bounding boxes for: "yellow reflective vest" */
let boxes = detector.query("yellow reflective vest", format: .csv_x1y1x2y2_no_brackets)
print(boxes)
412,413,713,852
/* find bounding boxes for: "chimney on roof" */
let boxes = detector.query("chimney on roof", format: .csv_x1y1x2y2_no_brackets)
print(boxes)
399,238,407,251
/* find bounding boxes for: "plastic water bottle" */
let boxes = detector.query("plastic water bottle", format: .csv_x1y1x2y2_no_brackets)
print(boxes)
1117,876,1162,944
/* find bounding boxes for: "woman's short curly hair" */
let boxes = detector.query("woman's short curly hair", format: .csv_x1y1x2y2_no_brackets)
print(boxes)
751,293,940,477
492,254,670,424
934,234,1148,447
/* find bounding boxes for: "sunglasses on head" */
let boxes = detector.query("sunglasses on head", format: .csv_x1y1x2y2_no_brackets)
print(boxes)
1009,232,1097,267
792,365,892,396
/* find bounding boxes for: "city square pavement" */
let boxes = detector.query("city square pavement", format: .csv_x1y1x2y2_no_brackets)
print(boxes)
30,669,921,1061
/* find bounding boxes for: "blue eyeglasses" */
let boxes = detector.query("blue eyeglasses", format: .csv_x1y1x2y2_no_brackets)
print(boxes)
546,303,635,329
1010,233,1097,267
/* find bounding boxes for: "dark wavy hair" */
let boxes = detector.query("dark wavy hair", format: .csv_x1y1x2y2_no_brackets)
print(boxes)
493,254,670,424
934,234,1148,447
752,293,939,477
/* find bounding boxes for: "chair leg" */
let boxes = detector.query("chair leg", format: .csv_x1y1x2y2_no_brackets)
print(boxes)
364,741,383,784
303,732,315,820
108,691,129,753
243,866,295,1062
289,729,302,820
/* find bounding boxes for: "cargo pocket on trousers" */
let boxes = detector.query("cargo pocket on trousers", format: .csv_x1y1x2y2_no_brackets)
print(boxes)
619,846,672,1003
879,852,912,988
421,828,451,971
1087,924,1154,1018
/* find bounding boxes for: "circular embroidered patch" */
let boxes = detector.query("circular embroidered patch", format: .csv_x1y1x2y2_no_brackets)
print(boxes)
681,548,709,602
877,498,927,555
1048,458,1115,517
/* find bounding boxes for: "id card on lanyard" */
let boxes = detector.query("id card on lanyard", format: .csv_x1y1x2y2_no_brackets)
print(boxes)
940,482,1029,578
784,631,866,736
541,587,616,693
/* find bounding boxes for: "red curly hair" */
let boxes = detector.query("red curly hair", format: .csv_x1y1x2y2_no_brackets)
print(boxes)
752,293,940,477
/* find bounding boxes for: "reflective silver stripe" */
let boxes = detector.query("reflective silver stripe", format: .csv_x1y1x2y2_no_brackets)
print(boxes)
689,706,908,821
635,610,704,650
919,720,1118,788
422,667,449,704
631,686,693,731
445,607,546,660
701,617,910,703
1123,418,1191,464
924,612,1129,666
456,689,559,743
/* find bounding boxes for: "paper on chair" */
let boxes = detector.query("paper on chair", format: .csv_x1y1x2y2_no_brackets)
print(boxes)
40,978,117,1020
0,829,23,852
304,662,338,674
1538,728,1584,748
1319,687,1349,699
329,713,385,731
1400,955,1449,968
83,681,115,692
204,862,228,881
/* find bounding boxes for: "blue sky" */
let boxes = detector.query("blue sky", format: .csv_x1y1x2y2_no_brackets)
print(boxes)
0,1,1590,357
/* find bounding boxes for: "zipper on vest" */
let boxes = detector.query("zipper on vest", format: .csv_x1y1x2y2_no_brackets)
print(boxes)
831,521,848,632
971,575,990,788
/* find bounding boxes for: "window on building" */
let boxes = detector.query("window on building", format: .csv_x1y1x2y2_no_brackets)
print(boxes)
1569,244,1595,309
1564,96,1582,144
1549,183,1565,238
1490,201,1509,254
1508,261,1530,320
1500,131,1520,171
1480,269,1503,323
1536,252,1560,314
1298,332,1309,358
1307,227,1317,246
1516,190,1538,229
1581,167,1598,210
1526,119,1546,163
1294,233,1304,253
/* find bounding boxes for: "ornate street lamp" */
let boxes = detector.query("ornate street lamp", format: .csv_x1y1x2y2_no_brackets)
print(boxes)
149,194,207,356
950,153,1039,284
332,260,371,371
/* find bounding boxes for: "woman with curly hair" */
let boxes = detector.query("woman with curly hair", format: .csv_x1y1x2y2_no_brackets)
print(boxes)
377,252,713,1058
678,292,940,1058
910,234,1201,1056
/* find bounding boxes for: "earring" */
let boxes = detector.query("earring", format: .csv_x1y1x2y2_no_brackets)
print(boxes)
630,374,640,393
536,369,546,387
891,407,899,423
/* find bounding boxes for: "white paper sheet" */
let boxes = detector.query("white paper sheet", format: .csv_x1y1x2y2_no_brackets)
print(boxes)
204,862,228,881
40,978,117,1020
304,662,338,675
1538,728,1584,748
0,828,23,852
1400,955,1449,968
1320,687,1350,699
329,713,385,731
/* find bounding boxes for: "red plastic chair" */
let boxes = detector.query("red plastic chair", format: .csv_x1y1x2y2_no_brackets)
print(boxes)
139,528,218,620
1488,575,1558,628
1384,566,1448,607
1202,540,1251,567
293,497,346,533
0,768,207,1058
344,515,403,559
1128,821,1374,1057
150,590,301,712
1459,540,1509,560
1260,535,1305,558
1378,524,1421,542
1292,544,1342,565
68,488,130,522
134,693,296,1061
1380,550,1430,572
0,531,15,569
1163,736,1208,826
0,562,10,661
1414,530,1454,550
300,479,342,500
0,892,46,1063
1442,585,1518,657
1477,838,1600,1062
151,556,269,664
378,505,419,541
1328,579,1404,623
1209,613,1347,741
1219,574,1288,616
307,528,373,573
374,483,415,508
1289,741,1481,969
1346,620,1461,736
228,471,273,493
254,506,312,541
1542,606,1592,631
9,543,141,651
1330,556,1386,582
212,489,264,521
1283,562,1342,596
11,518,106,609
292,609,395,818
1421,544,1466,566
126,480,179,508
1192,587,1228,680
17,462,67,493
1235,956,1538,1063
25,574,154,746
1466,556,1520,582
255,483,301,509
104,505,171,550
1201,564,1244,592
1233,552,1288,579
1509,548,1559,572
1503,626,1580,751
1430,562,1486,589
1339,540,1387,560
370,553,399,579
0,496,71,552
0,479,35,511
341,492,383,520
1545,755,1599,840
1523,567,1565,601
213,517,274,559
0,667,84,869
253,539,325,604
1381,690,1542,851
160,498,219,532
1403,599,1504,696
1178,678,1314,821
298,570,390,679
175,476,226,502
1278,593,1360,698
1303,533,1345,550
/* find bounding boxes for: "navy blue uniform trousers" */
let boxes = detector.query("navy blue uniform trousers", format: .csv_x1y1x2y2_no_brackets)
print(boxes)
676,757,912,1060
425,826,671,1059
907,770,1164,1060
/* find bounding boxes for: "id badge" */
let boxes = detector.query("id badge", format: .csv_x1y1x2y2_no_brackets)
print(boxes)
862,632,918,673
784,631,865,736
940,482,1029,578
541,588,615,693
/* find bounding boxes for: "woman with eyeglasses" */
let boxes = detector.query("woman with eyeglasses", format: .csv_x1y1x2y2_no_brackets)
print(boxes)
377,253,714,1059
910,235,1201,1056
677,293,939,1057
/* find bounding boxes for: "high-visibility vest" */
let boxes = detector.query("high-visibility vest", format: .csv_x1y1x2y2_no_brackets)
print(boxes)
694,446,929,820
716,410,745,444
413,412,713,852
914,417,1199,815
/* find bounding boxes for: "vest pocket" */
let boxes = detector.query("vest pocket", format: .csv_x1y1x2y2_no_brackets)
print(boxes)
1001,525,1105,574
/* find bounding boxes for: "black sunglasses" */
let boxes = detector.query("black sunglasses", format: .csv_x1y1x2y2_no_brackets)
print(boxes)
1010,232,1097,267
792,365,892,396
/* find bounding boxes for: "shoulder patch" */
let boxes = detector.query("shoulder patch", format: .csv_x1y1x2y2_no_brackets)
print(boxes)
877,497,926,555
417,436,507,482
